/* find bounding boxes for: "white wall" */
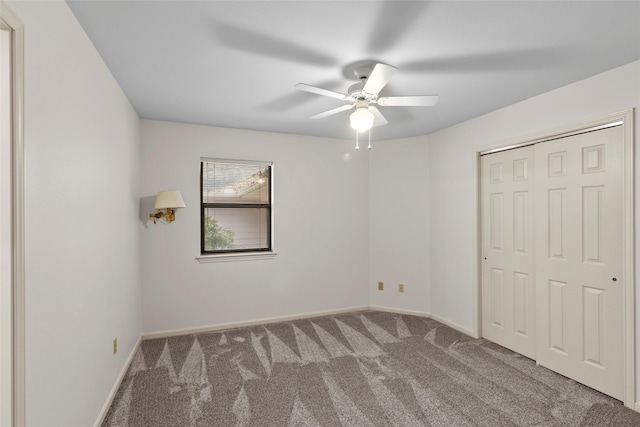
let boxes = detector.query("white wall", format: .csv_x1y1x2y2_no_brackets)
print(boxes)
141,120,369,334
369,136,430,313
7,1,142,426
427,60,640,399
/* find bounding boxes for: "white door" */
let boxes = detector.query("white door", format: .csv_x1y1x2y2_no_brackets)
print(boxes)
481,146,536,359
535,125,623,400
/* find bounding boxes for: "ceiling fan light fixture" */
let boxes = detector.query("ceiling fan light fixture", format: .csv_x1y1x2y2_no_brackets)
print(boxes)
350,107,374,132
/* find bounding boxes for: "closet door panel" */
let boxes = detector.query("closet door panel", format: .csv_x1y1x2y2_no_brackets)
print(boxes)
481,146,536,358
535,126,623,400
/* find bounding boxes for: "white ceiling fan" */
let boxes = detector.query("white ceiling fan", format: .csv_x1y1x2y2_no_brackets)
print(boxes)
295,63,439,133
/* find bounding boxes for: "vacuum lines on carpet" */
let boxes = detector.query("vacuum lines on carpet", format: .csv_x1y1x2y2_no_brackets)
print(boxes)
102,311,640,426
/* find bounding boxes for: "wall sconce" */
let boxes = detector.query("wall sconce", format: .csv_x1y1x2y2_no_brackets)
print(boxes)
149,190,185,224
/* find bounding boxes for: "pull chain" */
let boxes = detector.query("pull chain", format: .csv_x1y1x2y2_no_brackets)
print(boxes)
355,131,360,150
368,129,372,150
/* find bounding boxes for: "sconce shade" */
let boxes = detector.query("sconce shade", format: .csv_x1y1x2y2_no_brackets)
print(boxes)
350,107,374,132
154,190,186,209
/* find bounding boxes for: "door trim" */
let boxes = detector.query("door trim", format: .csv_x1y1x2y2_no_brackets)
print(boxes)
0,2,25,425
473,109,635,408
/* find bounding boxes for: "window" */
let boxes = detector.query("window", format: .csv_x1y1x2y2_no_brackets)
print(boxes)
200,159,273,255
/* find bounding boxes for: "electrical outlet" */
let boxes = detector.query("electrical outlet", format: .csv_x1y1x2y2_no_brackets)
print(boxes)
378,281,384,291
113,338,118,355
398,284,405,293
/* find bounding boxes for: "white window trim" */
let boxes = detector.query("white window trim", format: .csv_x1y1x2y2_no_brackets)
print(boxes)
196,251,277,263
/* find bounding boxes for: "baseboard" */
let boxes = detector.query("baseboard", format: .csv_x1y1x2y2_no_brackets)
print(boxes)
142,305,370,340
369,305,476,338
369,305,430,318
635,401,640,412
94,336,142,427
428,312,476,337
143,306,476,340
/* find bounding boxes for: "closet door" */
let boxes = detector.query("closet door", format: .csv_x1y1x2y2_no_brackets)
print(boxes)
481,146,536,359
535,125,623,400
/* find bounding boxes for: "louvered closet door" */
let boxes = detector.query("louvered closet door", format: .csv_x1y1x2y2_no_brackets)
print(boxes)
481,146,536,359
535,125,623,400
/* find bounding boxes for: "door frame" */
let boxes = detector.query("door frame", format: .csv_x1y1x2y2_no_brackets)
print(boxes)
0,2,25,425
473,109,635,409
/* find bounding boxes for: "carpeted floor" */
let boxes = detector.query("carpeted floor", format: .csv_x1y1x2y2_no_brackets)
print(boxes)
102,310,640,426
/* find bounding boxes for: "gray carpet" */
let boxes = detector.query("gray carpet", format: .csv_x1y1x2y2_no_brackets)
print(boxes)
102,311,640,426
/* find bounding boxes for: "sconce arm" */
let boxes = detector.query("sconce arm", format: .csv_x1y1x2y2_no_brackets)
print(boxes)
149,208,176,224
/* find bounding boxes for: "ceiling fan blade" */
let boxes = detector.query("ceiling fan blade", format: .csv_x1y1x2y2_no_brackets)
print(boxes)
366,1,430,55
363,63,397,94
369,106,388,127
310,104,354,119
213,22,337,68
400,48,566,74
295,83,347,100
377,95,439,107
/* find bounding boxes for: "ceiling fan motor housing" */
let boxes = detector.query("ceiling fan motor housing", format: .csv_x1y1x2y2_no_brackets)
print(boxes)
347,81,377,102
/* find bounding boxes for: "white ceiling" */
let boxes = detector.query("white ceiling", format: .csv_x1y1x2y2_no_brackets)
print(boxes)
66,0,640,141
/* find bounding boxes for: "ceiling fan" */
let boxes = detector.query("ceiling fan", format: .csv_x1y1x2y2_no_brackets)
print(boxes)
295,63,439,133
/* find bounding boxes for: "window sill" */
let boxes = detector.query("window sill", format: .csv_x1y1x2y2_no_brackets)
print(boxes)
196,251,277,263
